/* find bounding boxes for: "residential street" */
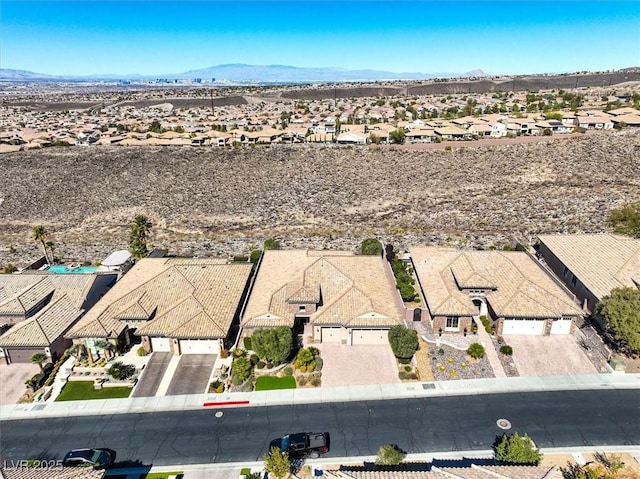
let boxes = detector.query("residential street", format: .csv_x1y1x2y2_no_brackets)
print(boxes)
1,389,638,468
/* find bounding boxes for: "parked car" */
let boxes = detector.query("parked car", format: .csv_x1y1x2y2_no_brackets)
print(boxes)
62,448,114,469
269,432,330,459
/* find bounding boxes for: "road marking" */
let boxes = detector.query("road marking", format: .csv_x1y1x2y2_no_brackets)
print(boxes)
203,400,250,407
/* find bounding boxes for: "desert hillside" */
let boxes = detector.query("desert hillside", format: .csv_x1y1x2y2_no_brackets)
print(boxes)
1,129,639,264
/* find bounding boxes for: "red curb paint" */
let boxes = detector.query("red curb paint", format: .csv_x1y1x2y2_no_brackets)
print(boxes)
203,400,250,407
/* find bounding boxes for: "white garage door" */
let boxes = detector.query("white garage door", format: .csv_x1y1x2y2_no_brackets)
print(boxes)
179,339,220,354
502,318,545,335
351,329,388,345
550,318,572,335
321,327,344,343
151,337,171,352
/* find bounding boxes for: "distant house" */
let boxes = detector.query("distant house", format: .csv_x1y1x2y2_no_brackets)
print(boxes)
468,123,492,137
575,116,614,130
490,122,507,138
405,127,437,143
410,247,582,336
336,131,367,145
537,234,640,314
65,258,252,359
434,125,472,141
0,272,117,364
242,250,404,345
610,113,640,128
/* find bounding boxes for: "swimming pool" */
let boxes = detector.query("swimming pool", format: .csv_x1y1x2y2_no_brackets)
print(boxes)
45,264,98,274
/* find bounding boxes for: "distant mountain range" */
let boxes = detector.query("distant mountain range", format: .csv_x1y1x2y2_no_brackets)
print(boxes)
0,64,486,84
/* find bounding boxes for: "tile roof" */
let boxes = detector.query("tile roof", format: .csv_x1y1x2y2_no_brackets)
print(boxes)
537,234,640,300
66,258,252,340
242,250,403,330
410,247,581,319
324,464,558,479
0,295,82,347
0,467,105,479
0,274,98,347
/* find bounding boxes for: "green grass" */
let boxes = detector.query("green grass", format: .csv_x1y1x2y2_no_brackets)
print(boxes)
143,473,184,479
55,381,132,401
255,375,296,391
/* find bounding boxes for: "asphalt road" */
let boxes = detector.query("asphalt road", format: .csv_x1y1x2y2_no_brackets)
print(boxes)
1,389,638,467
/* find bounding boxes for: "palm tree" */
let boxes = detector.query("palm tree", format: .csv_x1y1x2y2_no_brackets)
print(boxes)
129,215,153,259
30,352,48,372
32,225,50,264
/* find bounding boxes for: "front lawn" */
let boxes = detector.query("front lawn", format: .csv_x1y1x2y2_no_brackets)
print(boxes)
255,375,296,391
143,473,184,479
55,381,132,401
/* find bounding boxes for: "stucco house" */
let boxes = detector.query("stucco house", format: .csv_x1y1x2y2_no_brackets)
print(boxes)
0,272,117,364
410,247,582,336
536,234,640,314
65,258,252,359
242,250,404,345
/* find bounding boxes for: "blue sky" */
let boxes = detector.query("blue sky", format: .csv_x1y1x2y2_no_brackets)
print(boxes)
2,0,639,76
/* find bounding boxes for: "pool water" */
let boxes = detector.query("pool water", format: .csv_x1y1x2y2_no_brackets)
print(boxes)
45,264,98,274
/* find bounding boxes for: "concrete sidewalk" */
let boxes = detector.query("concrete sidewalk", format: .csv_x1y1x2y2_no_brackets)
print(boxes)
2,373,639,421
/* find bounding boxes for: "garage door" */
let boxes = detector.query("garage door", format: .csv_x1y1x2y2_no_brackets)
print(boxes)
351,329,388,345
6,348,44,363
321,327,344,343
151,337,171,352
550,318,572,335
502,318,545,335
179,339,220,354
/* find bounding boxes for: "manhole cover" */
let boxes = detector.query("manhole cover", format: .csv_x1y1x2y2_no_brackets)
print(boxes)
215,411,223,418
496,419,511,430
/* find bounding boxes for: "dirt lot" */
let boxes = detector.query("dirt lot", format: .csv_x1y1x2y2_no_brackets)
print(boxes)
315,344,399,387
0,129,639,265
0,362,40,404
505,335,598,377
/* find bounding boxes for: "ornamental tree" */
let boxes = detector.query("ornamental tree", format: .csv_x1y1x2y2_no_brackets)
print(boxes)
596,286,640,355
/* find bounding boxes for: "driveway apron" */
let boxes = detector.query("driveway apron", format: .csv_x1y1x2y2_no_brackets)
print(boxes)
165,354,216,396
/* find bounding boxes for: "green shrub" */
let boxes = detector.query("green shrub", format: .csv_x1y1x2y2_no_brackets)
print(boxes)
249,249,262,265
376,444,406,465
310,377,321,387
500,345,513,356
257,361,266,369
249,353,259,365
264,238,281,250
398,371,408,380
314,357,323,370
283,366,293,376
404,365,412,372
467,343,486,359
136,346,147,357
308,346,320,356
360,238,383,256
231,374,244,386
232,356,252,382
388,325,418,360
437,348,445,356
251,326,292,364
233,255,249,262
480,315,492,333
232,348,246,358
108,362,136,380
297,376,308,386
398,357,412,364
243,336,252,350
494,433,542,465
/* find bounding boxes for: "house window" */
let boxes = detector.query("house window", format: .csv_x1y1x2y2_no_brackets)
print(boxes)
445,316,459,331
563,266,569,277
298,305,306,313
571,275,577,287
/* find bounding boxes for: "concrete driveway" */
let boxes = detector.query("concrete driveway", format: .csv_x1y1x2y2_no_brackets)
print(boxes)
0,362,40,404
315,344,399,387
132,352,172,398
165,354,216,396
504,335,597,376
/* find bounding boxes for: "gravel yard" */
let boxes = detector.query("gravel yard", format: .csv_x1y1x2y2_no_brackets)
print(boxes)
1,129,639,265
430,344,494,381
